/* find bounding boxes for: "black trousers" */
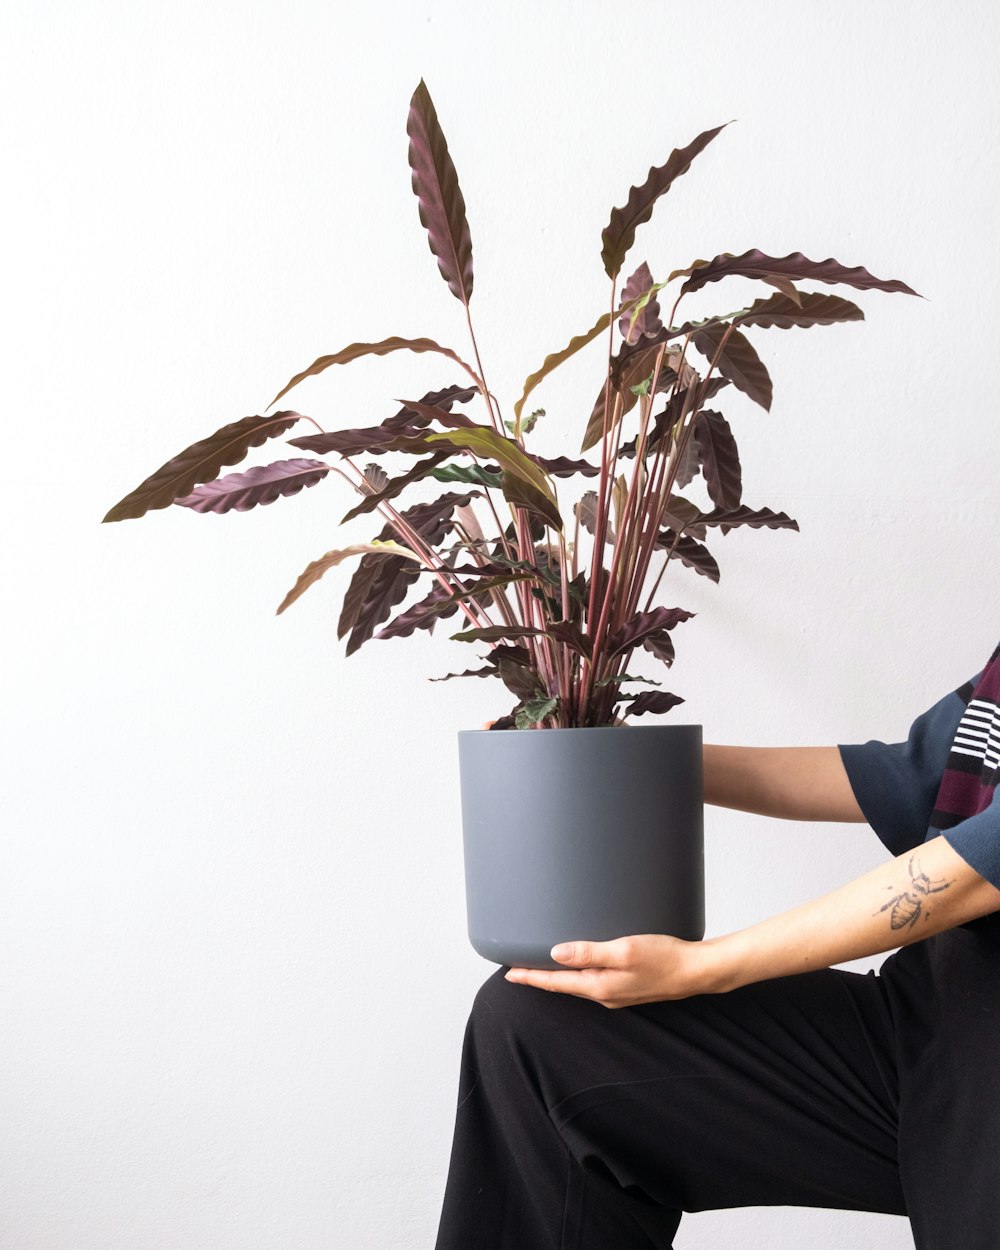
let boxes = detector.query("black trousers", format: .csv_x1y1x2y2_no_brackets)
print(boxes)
433,922,1000,1249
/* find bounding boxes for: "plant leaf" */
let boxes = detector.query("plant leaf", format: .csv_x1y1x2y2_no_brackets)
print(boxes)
654,528,720,583
428,665,501,682
500,470,563,531
693,410,742,510
103,411,304,523
339,451,453,523
575,490,614,545
680,249,921,298
375,569,532,640
268,336,483,410
594,673,663,688
734,291,865,330
618,261,663,344
289,384,477,457
276,540,424,616
429,462,503,488
696,504,800,536
601,123,731,279
606,605,696,658
174,457,332,514
425,427,557,502
338,490,478,653
691,323,772,411
621,690,686,717
406,79,474,306
533,454,601,479
515,695,559,729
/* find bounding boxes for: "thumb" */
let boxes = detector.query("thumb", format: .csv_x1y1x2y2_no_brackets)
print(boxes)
551,941,599,967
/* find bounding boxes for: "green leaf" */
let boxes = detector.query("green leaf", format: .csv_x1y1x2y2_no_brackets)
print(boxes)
428,463,503,488
593,673,664,688
515,695,558,729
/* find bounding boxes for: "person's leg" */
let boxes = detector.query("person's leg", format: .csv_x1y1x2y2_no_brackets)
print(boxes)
434,962,907,1250
885,922,1000,1250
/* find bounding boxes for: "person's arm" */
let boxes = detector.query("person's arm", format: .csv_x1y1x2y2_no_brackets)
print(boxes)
505,833,1000,1004
703,744,866,822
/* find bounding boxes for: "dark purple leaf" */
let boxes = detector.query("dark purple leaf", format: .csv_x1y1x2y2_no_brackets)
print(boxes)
693,410,742,510
617,261,663,344
339,451,452,523
735,291,865,329
407,79,474,305
691,324,772,411
606,605,696,657
696,504,800,536
533,454,601,478
654,528,720,583
681,249,921,298
103,412,304,523
174,457,331,515
601,123,731,279
621,690,686,717
289,385,477,456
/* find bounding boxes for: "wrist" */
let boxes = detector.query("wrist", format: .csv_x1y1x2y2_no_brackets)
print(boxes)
693,931,746,994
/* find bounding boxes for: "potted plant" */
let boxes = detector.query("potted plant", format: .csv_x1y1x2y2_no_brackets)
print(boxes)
103,79,919,970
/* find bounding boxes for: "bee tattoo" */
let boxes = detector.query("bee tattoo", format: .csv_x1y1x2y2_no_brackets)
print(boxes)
876,853,954,930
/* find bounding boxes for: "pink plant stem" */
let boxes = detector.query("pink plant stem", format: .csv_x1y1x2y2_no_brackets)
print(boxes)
337,457,491,631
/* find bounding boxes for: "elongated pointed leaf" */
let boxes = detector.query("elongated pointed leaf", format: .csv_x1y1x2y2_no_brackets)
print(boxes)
681,249,921,297
514,283,670,423
534,454,600,479
696,504,799,536
501,470,563,531
276,540,424,616
693,410,742,510
425,427,557,502
735,291,864,329
339,490,478,653
406,79,474,305
621,690,685,717
340,450,452,523
516,695,558,729
691,323,772,411
654,529,720,583
375,569,533,640
606,605,696,657
103,412,304,523
602,123,731,279
393,397,479,430
618,261,663,344
429,462,503,488
268,336,483,410
174,458,332,514
289,384,478,457
575,490,614,544
428,665,502,682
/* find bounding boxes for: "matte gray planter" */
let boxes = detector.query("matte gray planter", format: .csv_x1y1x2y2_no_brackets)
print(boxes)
458,724,704,969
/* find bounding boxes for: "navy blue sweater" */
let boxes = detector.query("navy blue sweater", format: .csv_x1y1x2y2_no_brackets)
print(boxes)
838,640,1000,891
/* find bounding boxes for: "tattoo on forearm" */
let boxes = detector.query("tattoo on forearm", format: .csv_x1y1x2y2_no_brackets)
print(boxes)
875,853,955,931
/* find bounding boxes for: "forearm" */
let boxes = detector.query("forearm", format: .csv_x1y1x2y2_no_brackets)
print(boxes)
703,743,866,823
701,834,1000,993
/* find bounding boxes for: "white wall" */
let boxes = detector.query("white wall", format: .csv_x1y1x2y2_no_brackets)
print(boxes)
3,1,998,1246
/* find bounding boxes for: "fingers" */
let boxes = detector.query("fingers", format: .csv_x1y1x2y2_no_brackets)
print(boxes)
481,719,495,730
552,938,632,968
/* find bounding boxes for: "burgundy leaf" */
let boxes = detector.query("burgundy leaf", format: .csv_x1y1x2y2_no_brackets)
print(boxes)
496,655,545,702
533,454,601,479
734,291,865,330
606,605,696,657
338,490,478,654
616,377,729,460
394,397,479,429
695,504,800,536
621,690,686,717
641,632,676,666
174,458,331,515
575,490,614,545
617,261,663,344
691,323,772,411
654,529,720,583
671,429,702,489
339,451,452,523
680,249,921,298
693,410,742,511
375,570,532,640
601,122,731,279
428,665,501,682
406,79,474,306
103,412,304,523
289,385,478,456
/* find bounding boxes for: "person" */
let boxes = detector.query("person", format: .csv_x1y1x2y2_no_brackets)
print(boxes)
433,640,1000,1249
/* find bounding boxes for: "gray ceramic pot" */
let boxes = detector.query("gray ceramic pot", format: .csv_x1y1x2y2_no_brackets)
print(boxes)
457,724,704,969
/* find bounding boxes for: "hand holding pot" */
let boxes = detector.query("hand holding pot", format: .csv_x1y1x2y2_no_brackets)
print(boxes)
504,933,719,1007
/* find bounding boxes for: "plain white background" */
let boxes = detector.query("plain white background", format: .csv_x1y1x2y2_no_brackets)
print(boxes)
3,1,998,1246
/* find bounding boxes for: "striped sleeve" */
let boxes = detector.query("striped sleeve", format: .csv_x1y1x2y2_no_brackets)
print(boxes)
837,670,983,857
